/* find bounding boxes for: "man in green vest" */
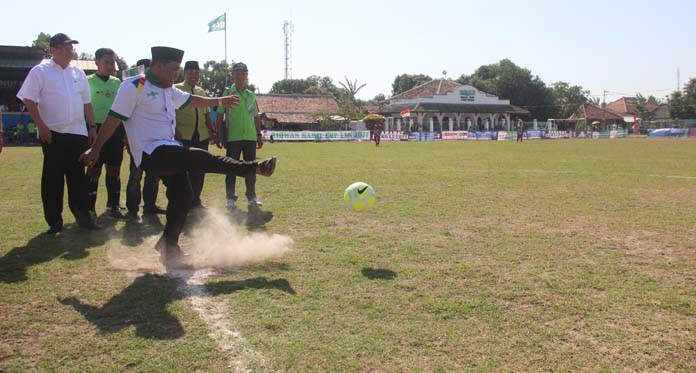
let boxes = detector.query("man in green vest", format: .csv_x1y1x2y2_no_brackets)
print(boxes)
14,122,24,144
216,62,265,213
27,121,37,143
86,48,128,219
175,61,217,209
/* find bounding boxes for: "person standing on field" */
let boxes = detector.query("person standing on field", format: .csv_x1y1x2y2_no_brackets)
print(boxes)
16,33,99,234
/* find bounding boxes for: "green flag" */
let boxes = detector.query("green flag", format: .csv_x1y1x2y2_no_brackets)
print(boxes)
208,13,226,32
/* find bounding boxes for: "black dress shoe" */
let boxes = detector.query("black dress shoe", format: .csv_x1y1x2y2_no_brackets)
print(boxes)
143,205,167,215
76,211,101,230
155,236,191,268
45,224,63,235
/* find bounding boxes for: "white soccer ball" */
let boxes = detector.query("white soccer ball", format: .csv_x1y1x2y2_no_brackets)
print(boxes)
344,182,376,212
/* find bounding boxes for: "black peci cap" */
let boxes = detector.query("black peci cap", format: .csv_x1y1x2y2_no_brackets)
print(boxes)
151,46,184,64
184,61,199,71
50,33,79,47
136,59,151,68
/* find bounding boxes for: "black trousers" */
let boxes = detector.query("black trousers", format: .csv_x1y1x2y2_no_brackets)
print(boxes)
40,131,90,227
126,154,160,213
225,141,257,201
180,138,210,207
140,145,256,244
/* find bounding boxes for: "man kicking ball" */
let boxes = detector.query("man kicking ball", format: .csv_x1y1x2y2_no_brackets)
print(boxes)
81,46,277,267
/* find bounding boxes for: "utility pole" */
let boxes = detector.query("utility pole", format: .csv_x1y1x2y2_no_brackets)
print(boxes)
602,90,607,130
677,67,680,92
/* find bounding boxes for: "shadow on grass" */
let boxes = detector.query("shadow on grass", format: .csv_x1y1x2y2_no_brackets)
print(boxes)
0,220,119,283
119,213,165,248
58,274,295,340
361,267,397,280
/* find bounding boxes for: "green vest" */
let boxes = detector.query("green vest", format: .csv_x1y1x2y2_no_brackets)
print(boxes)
88,74,121,124
174,82,210,140
217,84,258,141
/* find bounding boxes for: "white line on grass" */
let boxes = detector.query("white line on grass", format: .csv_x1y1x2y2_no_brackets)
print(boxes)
515,169,696,180
171,269,266,372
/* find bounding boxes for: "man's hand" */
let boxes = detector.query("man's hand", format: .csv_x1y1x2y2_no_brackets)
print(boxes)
219,95,240,108
175,130,182,141
37,123,52,144
88,127,97,145
257,136,263,149
79,147,99,167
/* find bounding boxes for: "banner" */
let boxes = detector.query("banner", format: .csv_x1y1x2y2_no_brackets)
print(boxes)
380,131,409,141
262,130,370,141
648,128,688,138
441,131,468,140
466,131,496,140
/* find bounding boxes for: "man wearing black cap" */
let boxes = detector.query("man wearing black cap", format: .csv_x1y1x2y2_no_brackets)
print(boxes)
17,33,99,234
81,47,277,267
175,61,217,209
124,59,165,219
216,62,265,212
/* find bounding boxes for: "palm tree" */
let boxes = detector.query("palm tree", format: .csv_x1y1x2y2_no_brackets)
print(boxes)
339,76,366,109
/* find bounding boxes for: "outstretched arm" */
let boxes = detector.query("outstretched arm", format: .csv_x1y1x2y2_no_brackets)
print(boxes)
187,95,239,109
80,114,121,167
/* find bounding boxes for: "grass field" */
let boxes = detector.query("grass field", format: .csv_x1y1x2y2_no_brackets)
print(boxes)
1,138,695,372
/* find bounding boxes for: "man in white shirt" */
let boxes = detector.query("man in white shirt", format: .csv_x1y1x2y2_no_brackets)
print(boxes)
17,33,99,234
81,46,277,267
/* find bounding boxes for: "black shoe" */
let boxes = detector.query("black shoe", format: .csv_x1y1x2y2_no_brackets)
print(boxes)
143,205,167,215
125,210,140,221
155,236,191,269
76,211,101,230
108,206,129,220
45,223,63,235
257,157,277,177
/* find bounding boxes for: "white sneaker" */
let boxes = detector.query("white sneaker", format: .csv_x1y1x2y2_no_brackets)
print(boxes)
248,197,263,207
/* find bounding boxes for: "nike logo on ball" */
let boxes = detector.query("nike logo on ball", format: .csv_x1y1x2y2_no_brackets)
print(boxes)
358,186,368,194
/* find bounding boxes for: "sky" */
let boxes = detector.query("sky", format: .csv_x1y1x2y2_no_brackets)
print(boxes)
2,0,694,102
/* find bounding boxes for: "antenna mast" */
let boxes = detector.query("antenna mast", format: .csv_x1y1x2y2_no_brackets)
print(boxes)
283,20,294,80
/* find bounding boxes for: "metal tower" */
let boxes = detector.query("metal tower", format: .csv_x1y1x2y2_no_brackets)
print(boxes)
283,20,293,80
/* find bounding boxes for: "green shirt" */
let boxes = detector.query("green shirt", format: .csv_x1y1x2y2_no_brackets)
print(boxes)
87,73,121,124
217,84,259,141
27,122,36,134
175,81,210,141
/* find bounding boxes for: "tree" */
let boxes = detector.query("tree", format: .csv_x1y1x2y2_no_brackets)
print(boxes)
310,109,344,131
549,81,590,119
198,60,234,97
635,94,656,122
456,59,555,120
391,74,432,95
372,93,386,103
78,52,93,60
270,78,318,95
31,32,51,57
667,77,696,119
338,76,366,109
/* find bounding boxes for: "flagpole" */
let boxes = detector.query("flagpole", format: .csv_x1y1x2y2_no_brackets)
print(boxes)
224,12,227,63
